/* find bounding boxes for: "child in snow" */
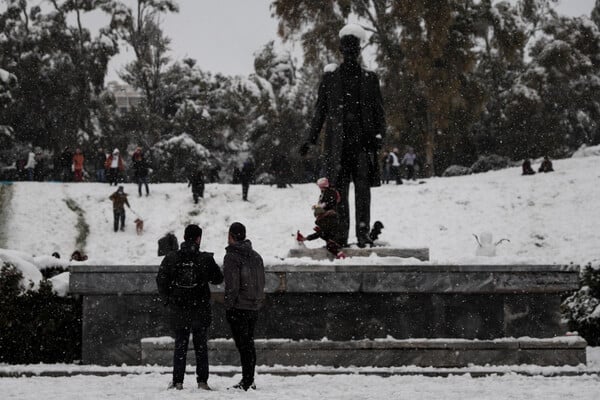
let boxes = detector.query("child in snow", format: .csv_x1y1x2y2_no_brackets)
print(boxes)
316,177,340,212
297,205,346,259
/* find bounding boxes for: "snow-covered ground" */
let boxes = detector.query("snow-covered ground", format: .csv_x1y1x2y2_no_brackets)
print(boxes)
0,370,599,399
2,151,599,268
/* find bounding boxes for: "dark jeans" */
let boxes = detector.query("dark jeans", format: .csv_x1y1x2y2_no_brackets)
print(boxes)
173,321,209,384
391,165,402,184
241,181,250,201
137,176,149,196
113,209,125,232
226,308,258,387
334,151,371,244
192,187,204,204
96,169,105,183
406,165,415,180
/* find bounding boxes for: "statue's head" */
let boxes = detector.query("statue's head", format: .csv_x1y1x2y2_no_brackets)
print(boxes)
338,24,366,61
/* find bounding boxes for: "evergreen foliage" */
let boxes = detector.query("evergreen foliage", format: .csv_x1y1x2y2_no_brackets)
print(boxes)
0,263,82,363
562,263,600,346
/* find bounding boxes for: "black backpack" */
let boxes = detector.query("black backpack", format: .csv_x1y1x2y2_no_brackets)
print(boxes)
158,233,178,256
170,251,208,307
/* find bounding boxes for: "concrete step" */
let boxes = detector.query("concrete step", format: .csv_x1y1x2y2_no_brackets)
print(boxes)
141,337,587,368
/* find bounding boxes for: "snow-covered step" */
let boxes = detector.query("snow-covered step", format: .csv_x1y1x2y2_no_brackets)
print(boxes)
141,337,587,368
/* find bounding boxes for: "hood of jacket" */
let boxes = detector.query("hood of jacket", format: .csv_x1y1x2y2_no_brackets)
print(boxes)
226,239,253,257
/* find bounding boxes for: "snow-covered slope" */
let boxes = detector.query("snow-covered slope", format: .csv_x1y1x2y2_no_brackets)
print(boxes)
2,153,599,266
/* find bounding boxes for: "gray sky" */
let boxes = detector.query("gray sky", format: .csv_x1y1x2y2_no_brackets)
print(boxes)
78,0,595,82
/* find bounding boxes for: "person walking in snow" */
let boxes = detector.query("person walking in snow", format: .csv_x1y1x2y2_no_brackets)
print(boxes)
72,148,85,182
105,148,125,186
401,147,418,181
132,147,150,197
300,24,386,248
188,167,205,204
389,148,402,184
240,159,255,201
223,222,265,391
95,148,107,183
156,224,224,391
58,146,73,182
109,185,130,232
24,147,36,181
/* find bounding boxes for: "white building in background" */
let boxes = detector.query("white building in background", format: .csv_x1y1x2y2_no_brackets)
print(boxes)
106,81,143,113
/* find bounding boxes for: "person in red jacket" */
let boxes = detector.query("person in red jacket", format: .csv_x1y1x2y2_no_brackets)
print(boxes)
72,148,85,182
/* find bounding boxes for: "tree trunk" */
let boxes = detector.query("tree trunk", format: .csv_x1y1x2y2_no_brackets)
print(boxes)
424,110,435,177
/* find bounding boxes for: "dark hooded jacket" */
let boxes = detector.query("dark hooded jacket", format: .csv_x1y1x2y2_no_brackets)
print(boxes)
223,240,265,311
307,63,386,187
156,240,224,326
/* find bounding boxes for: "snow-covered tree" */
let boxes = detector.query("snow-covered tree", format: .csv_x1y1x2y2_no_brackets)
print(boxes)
0,0,118,153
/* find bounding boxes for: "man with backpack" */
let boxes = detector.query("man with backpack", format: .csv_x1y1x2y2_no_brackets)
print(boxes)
156,224,224,391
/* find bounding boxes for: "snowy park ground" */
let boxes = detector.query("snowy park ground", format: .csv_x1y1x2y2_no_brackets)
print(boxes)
1,148,599,267
1,353,600,399
1,149,600,398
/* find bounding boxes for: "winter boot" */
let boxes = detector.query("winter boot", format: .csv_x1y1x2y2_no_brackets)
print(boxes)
168,382,183,390
357,227,374,248
229,380,256,391
197,382,212,391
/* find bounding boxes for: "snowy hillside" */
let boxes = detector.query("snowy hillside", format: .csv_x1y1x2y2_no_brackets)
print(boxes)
1,153,599,267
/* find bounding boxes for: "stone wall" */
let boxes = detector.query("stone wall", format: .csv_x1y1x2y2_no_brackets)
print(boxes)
70,264,580,365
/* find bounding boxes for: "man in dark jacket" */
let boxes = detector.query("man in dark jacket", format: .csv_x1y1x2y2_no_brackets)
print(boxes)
300,24,386,248
108,186,130,232
187,167,205,204
223,222,265,391
156,224,224,391
240,159,255,201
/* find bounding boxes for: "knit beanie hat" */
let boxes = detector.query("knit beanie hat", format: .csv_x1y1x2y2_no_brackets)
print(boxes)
229,222,246,242
184,224,203,241
317,177,329,189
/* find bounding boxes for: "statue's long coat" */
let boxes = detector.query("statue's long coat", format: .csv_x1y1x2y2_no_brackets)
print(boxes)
307,65,386,187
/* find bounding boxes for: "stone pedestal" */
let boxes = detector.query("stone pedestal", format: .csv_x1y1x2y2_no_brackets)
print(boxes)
69,264,581,366
287,247,430,261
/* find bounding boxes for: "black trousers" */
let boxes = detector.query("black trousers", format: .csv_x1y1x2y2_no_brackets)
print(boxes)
406,165,415,180
172,321,209,384
226,308,258,387
241,181,250,200
334,151,371,244
108,168,119,186
113,209,125,232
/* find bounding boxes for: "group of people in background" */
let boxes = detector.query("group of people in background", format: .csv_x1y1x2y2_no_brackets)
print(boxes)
381,146,420,185
522,156,554,175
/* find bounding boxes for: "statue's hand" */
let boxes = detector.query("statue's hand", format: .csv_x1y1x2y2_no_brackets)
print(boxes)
300,142,310,157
